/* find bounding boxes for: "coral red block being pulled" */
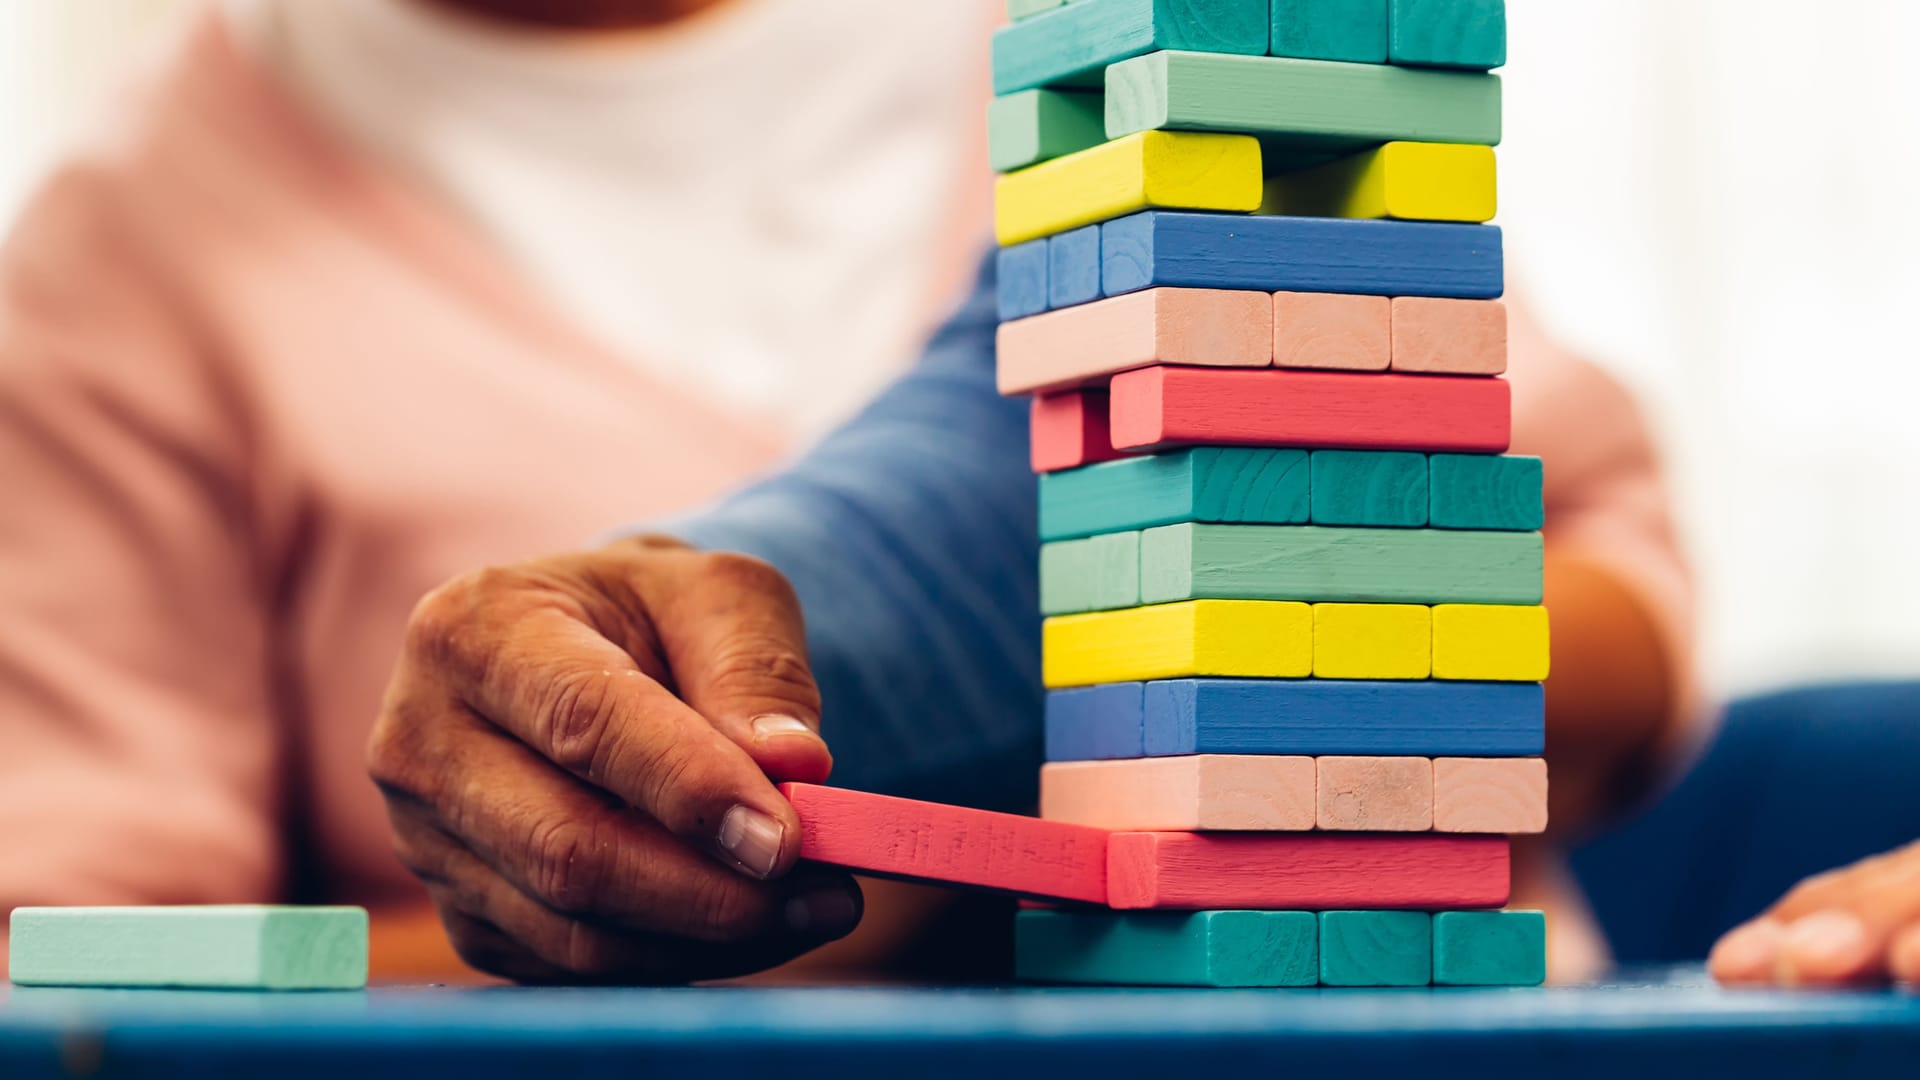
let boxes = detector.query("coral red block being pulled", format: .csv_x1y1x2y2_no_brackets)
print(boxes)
1031,389,1128,473
780,783,1109,904
1105,831,1509,910
1108,366,1511,454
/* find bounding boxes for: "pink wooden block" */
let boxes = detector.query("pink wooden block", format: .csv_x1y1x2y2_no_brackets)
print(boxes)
1391,297,1508,375
1030,389,1127,473
997,288,1272,396
1316,756,1434,831
1039,756,1316,831
1106,832,1510,910
1273,291,1391,371
1432,757,1549,834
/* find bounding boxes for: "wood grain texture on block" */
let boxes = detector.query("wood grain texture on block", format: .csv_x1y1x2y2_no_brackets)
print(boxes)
1042,599,1313,688
1144,678,1544,758
1429,453,1542,530
7,906,368,990
1273,291,1391,370
1031,389,1125,473
1048,225,1103,309
1045,682,1147,762
1105,50,1501,151
1016,910,1318,987
1388,0,1507,70
997,288,1272,396
1263,142,1496,224
1040,755,1316,831
1102,211,1504,301
1433,910,1546,986
997,240,1051,321
996,131,1263,246
1312,603,1431,679
1141,523,1544,606
989,89,1106,173
1431,603,1550,681
1106,832,1509,910
1271,0,1388,63
1109,366,1511,454
780,783,1109,904
1316,755,1433,831
1392,297,1507,374
1007,0,1066,18
1319,911,1433,986
1309,449,1429,527
992,0,1268,95
1039,447,1308,541
1433,757,1548,834
1039,531,1140,616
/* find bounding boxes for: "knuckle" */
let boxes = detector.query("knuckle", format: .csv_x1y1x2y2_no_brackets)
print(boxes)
542,668,626,777
688,874,771,942
701,552,796,604
524,815,613,915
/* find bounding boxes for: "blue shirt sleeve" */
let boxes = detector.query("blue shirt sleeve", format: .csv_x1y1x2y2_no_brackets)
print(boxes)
659,254,1042,812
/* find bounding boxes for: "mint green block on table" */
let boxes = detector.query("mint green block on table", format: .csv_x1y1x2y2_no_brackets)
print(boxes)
1271,0,1388,63
1310,450,1428,527
1429,453,1542,531
1006,0,1067,20
1388,0,1506,71
1040,531,1141,615
8,906,368,990
1017,910,1319,987
1433,910,1545,986
988,89,1107,173
1039,448,1309,541
1139,523,1542,607
992,0,1267,96
1319,910,1432,987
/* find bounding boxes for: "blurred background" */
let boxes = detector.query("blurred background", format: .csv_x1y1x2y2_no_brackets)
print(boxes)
3,0,1917,705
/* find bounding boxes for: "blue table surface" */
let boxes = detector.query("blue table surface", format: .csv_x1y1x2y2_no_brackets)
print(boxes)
4,967,1918,1078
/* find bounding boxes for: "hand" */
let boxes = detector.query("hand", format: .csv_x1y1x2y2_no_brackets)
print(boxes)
1710,840,1920,987
367,536,862,984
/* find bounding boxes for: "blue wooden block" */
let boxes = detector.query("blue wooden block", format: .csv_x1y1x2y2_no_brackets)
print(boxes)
1048,226,1103,310
1045,683,1147,761
1388,0,1506,70
1320,911,1432,987
1101,212,1504,301
1272,0,1389,63
1433,910,1546,986
1138,678,1545,758
1429,454,1542,531
1017,910,1319,987
998,240,1051,321
991,0,1269,96
1310,450,1429,527
1039,448,1309,541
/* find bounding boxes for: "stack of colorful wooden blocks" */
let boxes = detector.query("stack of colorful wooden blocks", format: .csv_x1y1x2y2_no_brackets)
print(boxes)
995,0,1547,988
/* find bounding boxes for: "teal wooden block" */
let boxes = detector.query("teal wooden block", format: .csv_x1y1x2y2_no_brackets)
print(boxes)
1040,531,1141,615
1017,910,1319,987
1319,910,1432,987
1105,51,1501,161
992,0,1268,96
8,906,368,990
1388,0,1506,70
1433,910,1546,986
1310,450,1428,527
1140,523,1542,606
1271,0,1388,63
988,89,1108,173
1039,448,1309,542
1429,454,1542,531
1007,0,1067,19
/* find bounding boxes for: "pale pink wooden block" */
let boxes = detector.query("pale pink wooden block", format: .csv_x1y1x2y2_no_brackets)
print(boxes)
1433,757,1548,834
1316,756,1433,832
996,288,1273,395
1272,291,1391,371
1391,297,1508,375
1039,756,1316,831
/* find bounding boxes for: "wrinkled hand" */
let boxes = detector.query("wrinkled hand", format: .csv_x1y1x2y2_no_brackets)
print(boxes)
368,536,861,983
1710,839,1920,987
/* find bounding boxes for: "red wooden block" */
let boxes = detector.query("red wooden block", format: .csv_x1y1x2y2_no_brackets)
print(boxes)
781,783,1109,904
1107,366,1511,453
1030,389,1128,473
1105,832,1509,910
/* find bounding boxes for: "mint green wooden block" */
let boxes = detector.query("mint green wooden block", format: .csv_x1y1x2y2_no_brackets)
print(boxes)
1007,0,1067,20
1105,51,1501,161
1017,910,1319,987
1272,0,1388,63
1433,910,1546,986
1039,448,1309,542
1319,910,1432,987
1040,531,1141,615
8,906,368,990
988,89,1108,173
1140,523,1542,606
1310,450,1428,527
992,0,1268,96
1429,454,1542,531
1388,0,1506,70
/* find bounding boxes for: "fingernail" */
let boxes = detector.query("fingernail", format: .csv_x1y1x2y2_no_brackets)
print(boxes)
717,804,784,880
784,887,860,938
752,714,817,741
1780,911,1870,981
1710,919,1783,980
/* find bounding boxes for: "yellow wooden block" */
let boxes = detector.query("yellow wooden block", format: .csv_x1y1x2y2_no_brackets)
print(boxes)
1261,142,1496,223
1432,604,1550,681
995,131,1264,247
1042,599,1312,689
1312,603,1431,680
